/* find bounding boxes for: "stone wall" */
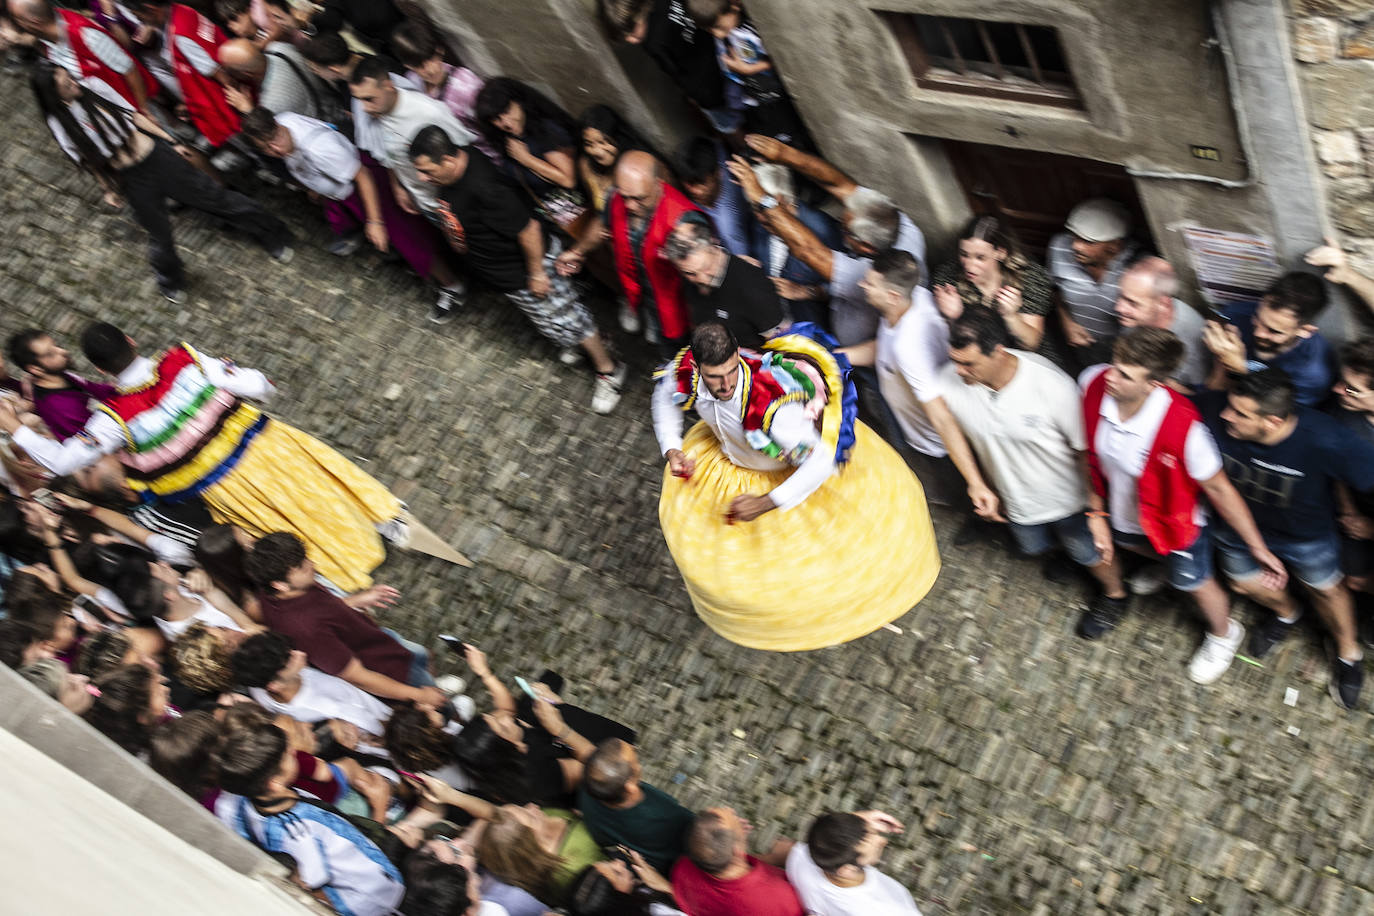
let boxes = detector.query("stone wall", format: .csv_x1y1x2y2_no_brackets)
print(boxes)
1293,0,1374,275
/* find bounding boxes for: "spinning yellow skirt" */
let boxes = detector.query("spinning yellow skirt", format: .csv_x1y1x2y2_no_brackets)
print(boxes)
199,419,402,593
659,420,940,651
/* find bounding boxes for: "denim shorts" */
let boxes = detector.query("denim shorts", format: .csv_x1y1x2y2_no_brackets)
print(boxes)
1113,526,1213,592
1009,512,1101,567
1214,527,1343,590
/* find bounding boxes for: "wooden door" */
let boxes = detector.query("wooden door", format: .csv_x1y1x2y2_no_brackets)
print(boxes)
943,140,1150,259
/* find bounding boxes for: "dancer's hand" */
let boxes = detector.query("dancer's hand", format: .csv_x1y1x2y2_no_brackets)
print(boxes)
726,494,775,523
665,449,695,480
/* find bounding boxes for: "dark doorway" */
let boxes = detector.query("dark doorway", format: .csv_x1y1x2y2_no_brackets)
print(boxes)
942,139,1152,259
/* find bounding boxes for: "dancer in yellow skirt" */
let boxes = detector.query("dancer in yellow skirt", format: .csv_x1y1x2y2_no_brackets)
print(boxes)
652,320,940,651
0,322,402,593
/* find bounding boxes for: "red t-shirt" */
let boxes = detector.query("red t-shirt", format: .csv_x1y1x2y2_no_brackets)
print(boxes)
262,585,411,685
671,855,805,916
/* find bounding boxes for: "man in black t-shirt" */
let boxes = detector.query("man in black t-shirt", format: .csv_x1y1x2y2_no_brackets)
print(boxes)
409,126,626,414
1203,369,1374,709
662,213,785,349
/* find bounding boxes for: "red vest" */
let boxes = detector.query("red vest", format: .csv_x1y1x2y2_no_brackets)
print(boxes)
57,10,155,111
168,4,239,147
1083,370,1202,554
609,183,699,341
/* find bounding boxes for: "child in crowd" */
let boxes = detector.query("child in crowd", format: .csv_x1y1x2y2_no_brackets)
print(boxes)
218,717,405,916
687,0,806,145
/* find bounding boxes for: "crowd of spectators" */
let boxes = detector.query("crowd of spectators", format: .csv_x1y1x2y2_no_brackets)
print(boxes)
5,0,1374,913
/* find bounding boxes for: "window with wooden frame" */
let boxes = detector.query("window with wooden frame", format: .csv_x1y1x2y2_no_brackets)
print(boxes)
879,12,1082,109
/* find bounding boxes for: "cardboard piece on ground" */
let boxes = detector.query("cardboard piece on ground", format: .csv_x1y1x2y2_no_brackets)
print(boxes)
400,511,473,568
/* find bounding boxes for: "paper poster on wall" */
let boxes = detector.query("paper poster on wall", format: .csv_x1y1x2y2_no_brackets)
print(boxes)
1182,227,1281,307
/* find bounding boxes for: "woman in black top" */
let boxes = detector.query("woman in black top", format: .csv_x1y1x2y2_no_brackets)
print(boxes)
475,78,587,236
447,644,635,808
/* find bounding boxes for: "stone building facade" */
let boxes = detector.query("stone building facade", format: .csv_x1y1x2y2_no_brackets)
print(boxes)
425,0,1372,331
1293,0,1374,278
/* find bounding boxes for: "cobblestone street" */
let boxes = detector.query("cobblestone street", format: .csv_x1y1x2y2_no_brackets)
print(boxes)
4,72,1374,915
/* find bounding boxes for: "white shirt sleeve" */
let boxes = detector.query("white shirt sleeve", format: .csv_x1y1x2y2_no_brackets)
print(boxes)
1184,420,1223,482
651,370,686,456
12,415,126,476
307,127,360,182
895,323,941,405
84,26,134,72
763,403,835,511
46,114,82,163
146,532,196,568
173,35,219,77
198,353,277,401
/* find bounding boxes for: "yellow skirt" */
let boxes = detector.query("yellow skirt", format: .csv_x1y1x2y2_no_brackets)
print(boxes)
659,421,940,651
201,420,402,593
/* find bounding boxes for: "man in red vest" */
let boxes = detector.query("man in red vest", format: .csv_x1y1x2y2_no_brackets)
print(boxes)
9,0,154,113
126,0,240,149
556,150,701,355
1079,328,1286,685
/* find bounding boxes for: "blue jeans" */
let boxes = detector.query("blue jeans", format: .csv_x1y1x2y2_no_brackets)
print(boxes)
383,627,435,687
1113,527,1213,593
1009,512,1101,567
1215,527,1343,590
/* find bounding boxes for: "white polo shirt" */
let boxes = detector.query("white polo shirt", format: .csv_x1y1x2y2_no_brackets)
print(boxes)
938,350,1087,525
875,288,949,457
277,112,359,201
1078,366,1221,534
785,842,922,915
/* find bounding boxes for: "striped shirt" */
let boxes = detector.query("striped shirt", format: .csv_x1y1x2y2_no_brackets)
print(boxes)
1046,232,1138,339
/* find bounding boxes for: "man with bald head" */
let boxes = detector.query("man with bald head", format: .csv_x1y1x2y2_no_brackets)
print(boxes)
556,149,702,354
8,0,153,113
672,806,805,916
576,737,695,874
1115,256,1208,390
218,37,323,121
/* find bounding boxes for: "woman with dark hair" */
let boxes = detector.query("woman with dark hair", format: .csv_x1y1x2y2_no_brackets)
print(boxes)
474,77,587,236
85,662,173,757
566,856,684,916
930,214,1056,355
383,704,474,793
576,104,650,216
447,644,635,809
30,61,291,303
194,523,261,621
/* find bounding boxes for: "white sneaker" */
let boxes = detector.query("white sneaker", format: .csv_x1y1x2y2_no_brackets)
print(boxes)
618,299,641,334
591,364,627,414
1127,564,1168,595
1188,621,1245,685
644,321,661,345
376,515,411,547
558,346,583,366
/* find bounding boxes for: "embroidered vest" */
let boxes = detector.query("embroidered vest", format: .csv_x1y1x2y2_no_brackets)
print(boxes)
1083,370,1201,554
96,345,267,503
664,327,858,464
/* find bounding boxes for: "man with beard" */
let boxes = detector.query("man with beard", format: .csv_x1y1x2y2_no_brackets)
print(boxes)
1047,198,1138,371
5,330,115,441
1202,271,1334,407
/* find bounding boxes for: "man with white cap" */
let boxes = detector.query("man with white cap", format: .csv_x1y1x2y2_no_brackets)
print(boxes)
1047,198,1138,372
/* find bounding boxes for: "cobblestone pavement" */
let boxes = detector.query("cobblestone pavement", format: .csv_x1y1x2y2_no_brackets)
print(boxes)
4,74,1374,916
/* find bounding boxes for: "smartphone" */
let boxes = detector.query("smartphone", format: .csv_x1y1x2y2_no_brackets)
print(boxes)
395,768,421,782
437,634,466,653
29,488,61,512
1203,306,1232,325
514,676,539,700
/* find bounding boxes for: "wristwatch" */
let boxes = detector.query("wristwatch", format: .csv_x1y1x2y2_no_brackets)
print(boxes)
755,195,778,213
